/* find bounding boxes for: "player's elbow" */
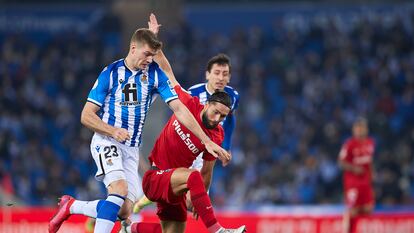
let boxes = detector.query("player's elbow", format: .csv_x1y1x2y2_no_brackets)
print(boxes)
169,99,183,113
80,111,87,126
80,107,91,127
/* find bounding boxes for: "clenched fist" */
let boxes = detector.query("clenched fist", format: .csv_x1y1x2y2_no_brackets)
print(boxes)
111,128,130,142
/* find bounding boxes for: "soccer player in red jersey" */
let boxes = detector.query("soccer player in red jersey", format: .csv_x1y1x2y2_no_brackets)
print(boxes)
120,15,246,233
338,117,375,233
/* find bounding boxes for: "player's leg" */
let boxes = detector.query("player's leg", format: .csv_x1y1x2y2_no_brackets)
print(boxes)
128,170,187,233
161,220,186,233
129,222,162,233
343,187,363,233
170,168,246,233
49,135,125,233
92,174,127,232
360,186,375,215
90,136,128,232
118,146,142,219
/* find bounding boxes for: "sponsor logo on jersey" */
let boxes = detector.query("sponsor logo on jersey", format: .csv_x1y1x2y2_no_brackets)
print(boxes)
172,120,200,154
120,83,140,106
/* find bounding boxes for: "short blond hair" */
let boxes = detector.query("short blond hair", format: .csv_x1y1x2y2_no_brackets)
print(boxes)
130,28,162,50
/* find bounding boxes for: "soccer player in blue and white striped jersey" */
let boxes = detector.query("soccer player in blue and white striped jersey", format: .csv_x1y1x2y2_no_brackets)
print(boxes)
49,28,230,233
188,54,240,171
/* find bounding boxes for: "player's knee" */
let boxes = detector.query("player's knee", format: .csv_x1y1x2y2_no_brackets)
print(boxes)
187,170,203,183
108,180,129,197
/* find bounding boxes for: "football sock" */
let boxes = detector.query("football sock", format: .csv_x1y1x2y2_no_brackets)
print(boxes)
70,199,104,218
131,222,162,233
187,171,222,233
349,216,356,233
94,194,125,233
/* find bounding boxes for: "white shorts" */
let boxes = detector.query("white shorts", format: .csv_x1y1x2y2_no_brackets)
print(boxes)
90,133,142,202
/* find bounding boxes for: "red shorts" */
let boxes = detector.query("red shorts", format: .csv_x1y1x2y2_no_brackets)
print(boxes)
345,184,374,208
142,168,187,222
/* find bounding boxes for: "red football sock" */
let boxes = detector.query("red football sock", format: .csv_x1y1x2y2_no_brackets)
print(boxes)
131,222,162,233
349,216,356,233
187,171,222,233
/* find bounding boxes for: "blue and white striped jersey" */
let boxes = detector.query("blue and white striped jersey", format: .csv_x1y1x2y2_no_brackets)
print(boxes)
188,83,239,150
87,59,178,147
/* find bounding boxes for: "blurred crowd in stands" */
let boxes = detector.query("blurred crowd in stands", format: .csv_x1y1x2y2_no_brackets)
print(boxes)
1,7,413,208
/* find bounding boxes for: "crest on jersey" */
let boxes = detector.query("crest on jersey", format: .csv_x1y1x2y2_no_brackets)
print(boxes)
141,73,148,84
106,159,113,166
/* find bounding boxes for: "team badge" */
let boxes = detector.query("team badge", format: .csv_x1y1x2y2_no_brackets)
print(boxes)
106,159,113,166
141,74,148,83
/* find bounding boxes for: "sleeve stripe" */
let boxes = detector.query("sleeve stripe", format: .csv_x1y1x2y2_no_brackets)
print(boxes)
87,98,102,107
164,96,178,103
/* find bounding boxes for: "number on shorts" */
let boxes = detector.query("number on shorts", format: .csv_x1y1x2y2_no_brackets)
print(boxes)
103,145,119,159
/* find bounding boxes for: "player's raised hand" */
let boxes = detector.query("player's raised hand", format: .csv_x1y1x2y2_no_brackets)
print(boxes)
111,127,130,142
148,13,161,35
204,141,231,166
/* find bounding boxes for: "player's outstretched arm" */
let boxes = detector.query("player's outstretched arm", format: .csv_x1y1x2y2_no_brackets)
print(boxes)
81,102,130,142
155,50,178,87
200,160,216,191
147,13,179,87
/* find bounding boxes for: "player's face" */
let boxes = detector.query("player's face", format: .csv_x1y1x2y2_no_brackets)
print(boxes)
353,123,368,138
202,102,230,129
130,42,157,70
206,64,230,91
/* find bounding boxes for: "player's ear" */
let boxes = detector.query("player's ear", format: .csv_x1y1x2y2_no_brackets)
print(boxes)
205,71,210,80
130,42,137,53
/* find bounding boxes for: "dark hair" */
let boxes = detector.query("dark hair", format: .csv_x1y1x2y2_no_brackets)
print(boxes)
206,53,231,73
130,28,162,50
207,91,232,109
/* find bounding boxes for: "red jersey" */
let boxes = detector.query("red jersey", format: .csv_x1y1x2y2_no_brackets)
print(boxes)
149,85,224,170
339,137,375,188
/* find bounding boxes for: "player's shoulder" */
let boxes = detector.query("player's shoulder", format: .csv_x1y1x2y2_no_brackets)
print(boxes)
101,58,124,74
208,124,224,143
210,124,225,141
176,85,190,94
149,61,160,70
188,83,206,92
343,138,354,147
224,85,240,98
366,137,375,145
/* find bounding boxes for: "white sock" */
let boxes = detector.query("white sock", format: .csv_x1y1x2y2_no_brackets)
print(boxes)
70,200,101,218
95,218,115,232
